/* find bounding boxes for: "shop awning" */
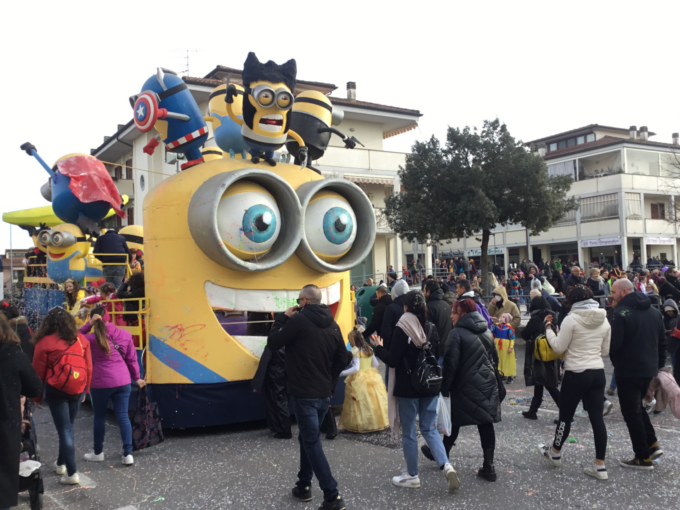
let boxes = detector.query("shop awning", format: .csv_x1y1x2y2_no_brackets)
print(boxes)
344,175,395,186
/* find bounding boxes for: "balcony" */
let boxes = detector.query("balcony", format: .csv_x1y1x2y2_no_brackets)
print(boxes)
115,178,134,199
374,207,394,234
645,219,675,235
317,146,407,171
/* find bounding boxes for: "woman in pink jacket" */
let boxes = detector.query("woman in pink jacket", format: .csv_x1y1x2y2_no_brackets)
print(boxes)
78,306,145,466
81,283,125,326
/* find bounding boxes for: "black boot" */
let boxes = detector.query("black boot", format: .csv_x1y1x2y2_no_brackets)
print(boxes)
477,448,497,482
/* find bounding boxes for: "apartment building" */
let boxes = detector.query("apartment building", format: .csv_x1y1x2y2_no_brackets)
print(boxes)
435,124,680,270
89,65,421,285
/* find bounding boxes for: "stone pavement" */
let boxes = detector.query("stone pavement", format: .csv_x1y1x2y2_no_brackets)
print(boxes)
14,345,680,510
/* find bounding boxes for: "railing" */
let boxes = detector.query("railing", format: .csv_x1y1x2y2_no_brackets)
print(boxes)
23,254,133,287
98,297,149,378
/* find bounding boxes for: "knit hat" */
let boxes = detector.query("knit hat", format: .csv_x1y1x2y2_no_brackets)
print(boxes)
530,289,542,300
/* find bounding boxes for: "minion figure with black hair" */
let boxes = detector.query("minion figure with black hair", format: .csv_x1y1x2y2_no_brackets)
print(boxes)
226,52,307,167
286,90,363,172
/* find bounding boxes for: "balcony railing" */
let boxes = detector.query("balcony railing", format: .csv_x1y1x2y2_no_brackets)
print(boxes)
318,146,407,171
374,207,393,233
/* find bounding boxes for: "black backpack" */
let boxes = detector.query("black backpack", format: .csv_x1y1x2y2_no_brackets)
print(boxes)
405,324,443,396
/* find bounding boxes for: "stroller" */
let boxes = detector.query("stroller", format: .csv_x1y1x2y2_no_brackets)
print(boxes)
18,398,44,510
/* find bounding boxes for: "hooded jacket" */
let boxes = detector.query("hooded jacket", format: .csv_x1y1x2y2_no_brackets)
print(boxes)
662,299,680,355
656,278,680,301
0,343,42,508
440,312,500,426
426,287,452,357
382,279,409,349
267,304,351,399
487,286,521,331
546,299,611,372
78,312,141,389
522,307,559,387
363,293,392,339
609,292,666,378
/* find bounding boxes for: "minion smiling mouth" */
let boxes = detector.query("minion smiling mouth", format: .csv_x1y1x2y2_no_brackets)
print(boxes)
259,114,283,132
205,280,341,357
48,251,66,259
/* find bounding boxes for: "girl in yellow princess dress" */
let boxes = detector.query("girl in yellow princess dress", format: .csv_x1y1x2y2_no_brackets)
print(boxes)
338,329,389,433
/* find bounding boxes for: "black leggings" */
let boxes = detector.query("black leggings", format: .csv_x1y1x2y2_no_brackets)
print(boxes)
444,422,495,452
529,384,561,413
553,369,607,460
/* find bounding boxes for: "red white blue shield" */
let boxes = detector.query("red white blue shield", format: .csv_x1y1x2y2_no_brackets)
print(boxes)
133,92,158,132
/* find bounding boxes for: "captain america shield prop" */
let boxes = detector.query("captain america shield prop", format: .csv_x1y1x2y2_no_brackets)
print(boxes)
133,92,158,132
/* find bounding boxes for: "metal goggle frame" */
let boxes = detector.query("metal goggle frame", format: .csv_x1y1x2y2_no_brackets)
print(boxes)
245,85,294,110
38,229,86,248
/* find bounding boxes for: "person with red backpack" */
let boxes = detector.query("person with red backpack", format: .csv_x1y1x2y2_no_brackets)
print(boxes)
32,307,92,486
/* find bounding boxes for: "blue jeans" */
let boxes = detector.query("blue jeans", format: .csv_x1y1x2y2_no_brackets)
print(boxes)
103,265,126,287
293,398,338,502
398,396,449,476
91,384,133,456
47,394,83,476
610,370,617,390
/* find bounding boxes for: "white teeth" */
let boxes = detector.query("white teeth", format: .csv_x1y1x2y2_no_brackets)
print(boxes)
205,281,341,313
262,114,283,120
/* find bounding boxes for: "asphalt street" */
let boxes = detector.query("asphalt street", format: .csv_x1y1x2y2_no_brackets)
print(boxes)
13,344,680,510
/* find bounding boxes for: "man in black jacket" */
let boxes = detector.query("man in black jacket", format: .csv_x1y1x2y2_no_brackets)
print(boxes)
664,267,680,292
267,284,351,510
609,279,667,470
424,280,452,358
563,266,584,290
93,229,131,286
363,286,392,339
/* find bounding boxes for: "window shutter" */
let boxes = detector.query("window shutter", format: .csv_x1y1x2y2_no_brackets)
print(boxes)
651,204,659,219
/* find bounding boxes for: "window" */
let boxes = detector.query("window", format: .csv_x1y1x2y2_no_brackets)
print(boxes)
114,166,122,179
586,134,595,142
125,159,133,180
577,136,585,145
127,207,134,225
567,138,576,147
548,160,576,179
555,208,577,226
558,140,567,150
627,149,660,176
580,193,619,222
549,142,557,152
625,193,641,219
651,203,666,220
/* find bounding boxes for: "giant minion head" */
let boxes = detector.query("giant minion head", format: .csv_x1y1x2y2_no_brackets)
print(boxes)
239,52,297,150
143,159,376,414
119,224,144,251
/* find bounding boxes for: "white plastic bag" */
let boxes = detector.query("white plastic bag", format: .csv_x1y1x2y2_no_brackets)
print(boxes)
435,394,452,436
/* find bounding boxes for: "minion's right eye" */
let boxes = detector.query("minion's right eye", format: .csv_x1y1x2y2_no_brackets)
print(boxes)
52,233,64,246
217,181,281,260
39,231,52,246
257,90,273,106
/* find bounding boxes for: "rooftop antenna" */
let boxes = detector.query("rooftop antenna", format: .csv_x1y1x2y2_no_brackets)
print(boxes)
179,50,199,76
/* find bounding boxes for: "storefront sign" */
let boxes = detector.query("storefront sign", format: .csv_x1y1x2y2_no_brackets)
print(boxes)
466,248,504,257
646,236,675,245
580,237,621,248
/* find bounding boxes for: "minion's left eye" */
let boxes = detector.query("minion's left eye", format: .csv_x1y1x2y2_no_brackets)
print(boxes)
257,90,273,106
277,92,292,109
305,193,357,263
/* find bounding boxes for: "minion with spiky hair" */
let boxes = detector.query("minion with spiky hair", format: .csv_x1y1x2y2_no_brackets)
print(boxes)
226,52,307,167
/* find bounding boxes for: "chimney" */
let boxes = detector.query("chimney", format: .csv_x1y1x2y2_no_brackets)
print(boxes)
347,81,356,102
673,133,679,145
537,142,546,158
640,126,649,141
629,125,637,139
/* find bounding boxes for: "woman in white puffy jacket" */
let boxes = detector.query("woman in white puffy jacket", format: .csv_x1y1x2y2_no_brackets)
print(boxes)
537,285,611,480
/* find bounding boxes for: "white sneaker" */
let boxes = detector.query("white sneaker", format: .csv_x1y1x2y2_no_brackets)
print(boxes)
443,463,460,491
584,464,608,480
643,398,656,415
122,454,134,466
603,400,614,416
538,444,562,467
59,473,80,485
53,461,66,475
84,452,105,462
391,471,421,488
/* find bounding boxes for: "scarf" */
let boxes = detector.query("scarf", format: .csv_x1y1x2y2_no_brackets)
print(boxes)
395,312,427,347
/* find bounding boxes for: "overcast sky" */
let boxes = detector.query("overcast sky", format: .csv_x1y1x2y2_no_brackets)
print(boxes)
2,0,679,254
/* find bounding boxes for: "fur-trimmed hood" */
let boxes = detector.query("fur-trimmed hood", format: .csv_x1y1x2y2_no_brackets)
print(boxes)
9,316,28,327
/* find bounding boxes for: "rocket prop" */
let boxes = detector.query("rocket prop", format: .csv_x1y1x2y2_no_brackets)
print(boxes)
130,68,208,171
20,143,125,235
